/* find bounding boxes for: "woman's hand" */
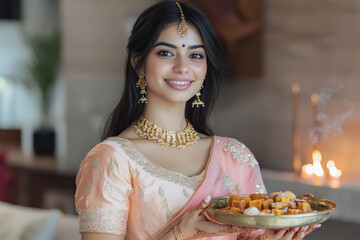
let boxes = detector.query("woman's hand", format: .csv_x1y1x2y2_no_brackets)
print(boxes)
177,195,264,239
259,224,321,240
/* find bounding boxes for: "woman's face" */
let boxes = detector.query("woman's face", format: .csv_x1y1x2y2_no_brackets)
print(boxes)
143,23,207,105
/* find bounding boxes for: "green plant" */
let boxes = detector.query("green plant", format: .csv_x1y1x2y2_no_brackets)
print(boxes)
24,31,60,127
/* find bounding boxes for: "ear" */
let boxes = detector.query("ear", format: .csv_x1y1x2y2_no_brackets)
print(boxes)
131,53,141,70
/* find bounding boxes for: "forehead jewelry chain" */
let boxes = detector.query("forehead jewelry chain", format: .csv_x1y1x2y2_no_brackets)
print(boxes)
175,2,189,37
134,115,199,150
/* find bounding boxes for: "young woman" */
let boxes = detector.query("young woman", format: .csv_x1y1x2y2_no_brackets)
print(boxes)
75,1,320,239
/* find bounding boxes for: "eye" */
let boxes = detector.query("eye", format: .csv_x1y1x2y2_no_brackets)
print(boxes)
189,53,204,59
157,50,174,57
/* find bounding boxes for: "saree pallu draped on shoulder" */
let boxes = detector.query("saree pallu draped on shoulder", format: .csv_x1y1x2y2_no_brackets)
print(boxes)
150,137,266,240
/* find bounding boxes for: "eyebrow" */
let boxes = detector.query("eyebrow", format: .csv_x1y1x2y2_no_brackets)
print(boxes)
153,41,205,50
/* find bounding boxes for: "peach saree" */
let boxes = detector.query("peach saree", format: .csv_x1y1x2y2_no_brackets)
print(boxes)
75,136,266,240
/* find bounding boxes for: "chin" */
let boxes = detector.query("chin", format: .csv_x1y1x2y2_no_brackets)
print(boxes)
169,95,194,104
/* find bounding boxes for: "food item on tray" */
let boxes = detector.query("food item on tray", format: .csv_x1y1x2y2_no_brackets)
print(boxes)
218,191,315,216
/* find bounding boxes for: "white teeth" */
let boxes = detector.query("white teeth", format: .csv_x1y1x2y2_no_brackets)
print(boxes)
167,81,191,85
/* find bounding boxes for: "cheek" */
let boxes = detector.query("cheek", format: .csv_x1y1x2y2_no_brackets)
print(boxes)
145,57,169,80
193,63,207,80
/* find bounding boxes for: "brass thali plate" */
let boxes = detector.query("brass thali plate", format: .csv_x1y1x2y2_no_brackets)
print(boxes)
206,195,337,229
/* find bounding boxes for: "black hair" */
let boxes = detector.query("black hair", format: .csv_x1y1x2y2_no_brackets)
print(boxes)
102,0,223,140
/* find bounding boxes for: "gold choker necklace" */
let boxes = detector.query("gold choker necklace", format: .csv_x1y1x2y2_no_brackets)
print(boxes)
134,115,199,150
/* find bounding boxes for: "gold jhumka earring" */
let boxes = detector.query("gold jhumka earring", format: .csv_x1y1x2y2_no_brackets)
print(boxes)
136,70,147,104
192,85,205,107
175,2,189,37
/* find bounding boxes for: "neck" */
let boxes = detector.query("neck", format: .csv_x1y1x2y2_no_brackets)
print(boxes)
143,101,187,131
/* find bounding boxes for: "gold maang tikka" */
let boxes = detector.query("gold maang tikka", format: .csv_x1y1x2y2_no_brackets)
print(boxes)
136,70,147,103
175,2,189,37
192,85,205,107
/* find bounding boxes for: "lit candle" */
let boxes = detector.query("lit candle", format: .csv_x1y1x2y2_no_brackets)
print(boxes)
327,160,342,188
301,164,314,179
327,160,342,178
292,84,301,174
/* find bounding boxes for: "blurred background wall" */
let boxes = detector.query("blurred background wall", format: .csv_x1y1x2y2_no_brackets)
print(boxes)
212,0,360,177
2,0,359,174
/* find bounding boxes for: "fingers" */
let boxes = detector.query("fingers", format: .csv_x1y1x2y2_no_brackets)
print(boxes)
292,226,307,240
197,195,211,209
272,228,288,238
195,195,212,215
263,224,321,240
292,224,321,240
305,224,321,234
264,228,292,240
236,227,265,239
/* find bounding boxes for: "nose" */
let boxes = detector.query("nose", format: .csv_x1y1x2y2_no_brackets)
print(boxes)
173,55,189,74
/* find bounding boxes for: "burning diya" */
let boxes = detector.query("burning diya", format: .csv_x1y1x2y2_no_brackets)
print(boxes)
301,150,342,187
292,85,343,188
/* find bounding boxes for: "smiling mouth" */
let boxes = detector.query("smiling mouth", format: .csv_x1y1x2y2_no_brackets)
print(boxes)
165,79,194,90
165,80,192,85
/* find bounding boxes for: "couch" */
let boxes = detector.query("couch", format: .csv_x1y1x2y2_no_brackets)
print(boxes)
0,201,81,240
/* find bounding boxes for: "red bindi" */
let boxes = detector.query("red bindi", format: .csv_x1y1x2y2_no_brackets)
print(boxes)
182,44,185,47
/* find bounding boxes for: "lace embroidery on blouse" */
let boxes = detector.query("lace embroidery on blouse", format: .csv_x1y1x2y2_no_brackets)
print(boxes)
78,208,128,235
218,138,258,167
92,158,99,170
107,137,205,191
221,168,241,194
256,183,266,194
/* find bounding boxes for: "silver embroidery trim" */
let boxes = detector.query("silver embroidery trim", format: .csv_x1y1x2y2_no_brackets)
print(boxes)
141,214,147,226
109,159,116,171
158,186,165,197
219,138,258,167
103,182,111,195
166,209,173,221
130,166,137,178
107,137,204,190
139,187,144,199
85,183,91,195
183,188,190,197
256,184,266,194
221,168,241,194
92,158,99,170
78,208,127,235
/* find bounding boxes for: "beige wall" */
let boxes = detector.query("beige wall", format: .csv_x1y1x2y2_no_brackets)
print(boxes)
61,0,158,78
212,0,360,178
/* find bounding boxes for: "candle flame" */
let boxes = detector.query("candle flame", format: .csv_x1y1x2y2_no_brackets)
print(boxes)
327,160,342,178
292,84,300,93
313,161,324,177
311,93,319,104
301,150,325,177
301,153,343,180
312,150,322,162
312,150,324,176
302,164,314,174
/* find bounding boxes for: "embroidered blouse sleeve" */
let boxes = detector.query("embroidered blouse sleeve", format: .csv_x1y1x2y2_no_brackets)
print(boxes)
238,140,267,194
248,163,267,194
219,137,267,194
75,142,133,236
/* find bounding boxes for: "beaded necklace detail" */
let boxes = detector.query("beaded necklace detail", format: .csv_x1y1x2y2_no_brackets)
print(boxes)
134,115,199,150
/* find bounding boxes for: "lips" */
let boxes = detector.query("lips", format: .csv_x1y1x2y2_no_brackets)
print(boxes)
165,78,194,90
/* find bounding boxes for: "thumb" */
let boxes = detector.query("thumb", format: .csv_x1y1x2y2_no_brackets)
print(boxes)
195,195,212,212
